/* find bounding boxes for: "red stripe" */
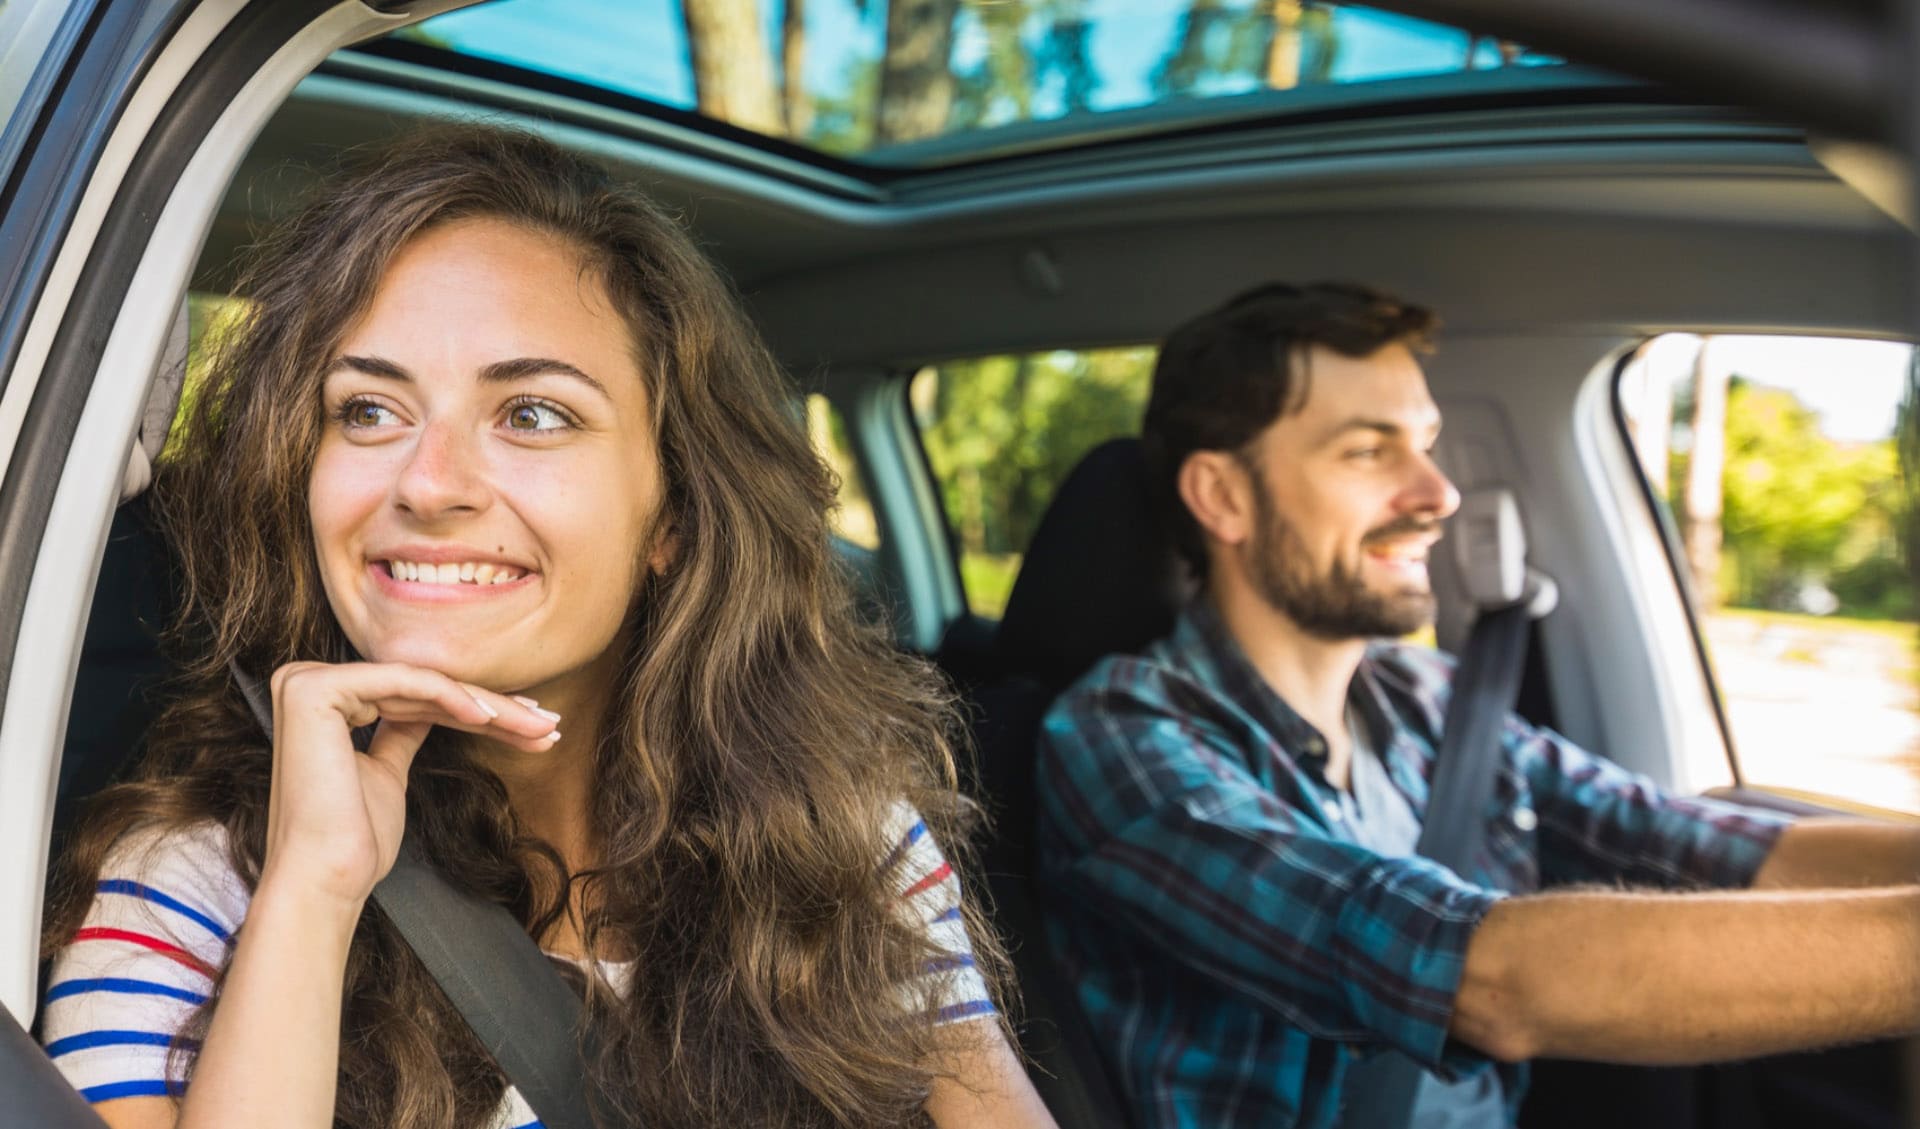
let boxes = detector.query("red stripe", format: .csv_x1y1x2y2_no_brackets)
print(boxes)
901,861,953,899
74,927,216,979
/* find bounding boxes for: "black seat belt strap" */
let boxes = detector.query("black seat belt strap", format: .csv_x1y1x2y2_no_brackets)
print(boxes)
372,844,599,1129
1338,600,1536,1129
230,664,602,1129
1415,601,1532,872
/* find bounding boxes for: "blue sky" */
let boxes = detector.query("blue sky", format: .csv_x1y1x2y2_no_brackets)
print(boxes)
405,0,1506,140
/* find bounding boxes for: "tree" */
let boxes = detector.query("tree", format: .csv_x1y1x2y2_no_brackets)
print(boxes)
681,0,785,136
1041,0,1098,114
1154,0,1231,97
919,349,1156,558
1157,0,1336,98
1682,337,1727,606
1266,0,1304,89
876,0,961,143
1719,381,1900,611
782,0,810,138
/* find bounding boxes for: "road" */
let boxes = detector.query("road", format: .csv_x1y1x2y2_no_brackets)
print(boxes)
1705,611,1920,815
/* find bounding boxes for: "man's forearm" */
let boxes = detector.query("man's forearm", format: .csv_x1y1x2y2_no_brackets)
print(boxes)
1751,818,1920,890
1450,885,1920,1065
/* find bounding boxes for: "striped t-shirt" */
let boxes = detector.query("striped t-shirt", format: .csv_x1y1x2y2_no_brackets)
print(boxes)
40,803,993,1129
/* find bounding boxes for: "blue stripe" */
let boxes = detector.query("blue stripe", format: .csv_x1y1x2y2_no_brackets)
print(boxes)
879,820,930,873
46,1030,190,1058
510,1121,546,1129
97,879,231,943
924,953,977,974
80,1079,183,1102
933,998,996,1023
45,978,208,1006
932,905,963,924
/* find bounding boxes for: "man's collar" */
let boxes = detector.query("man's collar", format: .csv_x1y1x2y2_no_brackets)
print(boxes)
1175,595,1414,772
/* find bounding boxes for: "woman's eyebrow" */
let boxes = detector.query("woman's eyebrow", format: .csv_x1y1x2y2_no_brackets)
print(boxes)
322,354,609,398
326,355,409,381
479,357,610,398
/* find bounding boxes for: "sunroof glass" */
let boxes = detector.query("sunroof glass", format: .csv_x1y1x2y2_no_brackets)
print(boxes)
377,0,1561,167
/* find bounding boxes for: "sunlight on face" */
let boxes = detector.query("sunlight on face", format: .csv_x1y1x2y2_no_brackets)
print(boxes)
308,217,667,697
1240,342,1459,639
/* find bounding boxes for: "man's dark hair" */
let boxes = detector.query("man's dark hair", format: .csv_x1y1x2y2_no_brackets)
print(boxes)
1142,281,1438,576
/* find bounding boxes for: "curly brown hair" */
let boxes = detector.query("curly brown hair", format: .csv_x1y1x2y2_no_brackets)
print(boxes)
43,126,1011,1128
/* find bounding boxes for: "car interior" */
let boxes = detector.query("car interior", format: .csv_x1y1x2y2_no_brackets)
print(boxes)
3,0,1917,1126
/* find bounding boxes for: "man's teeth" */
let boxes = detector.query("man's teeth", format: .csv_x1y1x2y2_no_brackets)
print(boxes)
386,561,521,585
1369,544,1428,561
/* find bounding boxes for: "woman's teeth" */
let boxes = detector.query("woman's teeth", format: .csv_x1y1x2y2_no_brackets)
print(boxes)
385,561,521,585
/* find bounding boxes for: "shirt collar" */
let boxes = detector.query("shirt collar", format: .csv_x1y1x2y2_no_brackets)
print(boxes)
1172,595,1421,777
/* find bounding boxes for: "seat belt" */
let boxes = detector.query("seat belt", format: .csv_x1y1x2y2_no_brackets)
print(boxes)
230,664,602,1129
1342,489,1557,1129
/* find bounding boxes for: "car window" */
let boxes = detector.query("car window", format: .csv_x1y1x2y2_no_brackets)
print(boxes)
0,0,74,189
805,393,880,553
910,347,1154,618
1617,333,1920,815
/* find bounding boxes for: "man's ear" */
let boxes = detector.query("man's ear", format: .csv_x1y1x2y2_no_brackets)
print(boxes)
1176,450,1255,551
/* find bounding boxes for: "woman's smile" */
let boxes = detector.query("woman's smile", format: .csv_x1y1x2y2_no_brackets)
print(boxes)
366,557,539,602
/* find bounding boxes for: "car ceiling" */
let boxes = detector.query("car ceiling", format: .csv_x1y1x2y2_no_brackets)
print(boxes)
195,51,1911,377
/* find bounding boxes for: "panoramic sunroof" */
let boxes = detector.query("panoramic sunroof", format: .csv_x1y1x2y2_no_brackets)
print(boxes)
365,0,1564,169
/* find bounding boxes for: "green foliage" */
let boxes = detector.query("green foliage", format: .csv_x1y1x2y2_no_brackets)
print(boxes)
1718,380,1904,616
802,58,880,155
388,23,456,50
916,348,1155,612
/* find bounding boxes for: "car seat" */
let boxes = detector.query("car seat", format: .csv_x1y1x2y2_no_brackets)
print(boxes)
961,436,1192,1129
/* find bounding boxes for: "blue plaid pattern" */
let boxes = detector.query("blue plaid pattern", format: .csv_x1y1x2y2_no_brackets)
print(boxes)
1035,598,1792,1129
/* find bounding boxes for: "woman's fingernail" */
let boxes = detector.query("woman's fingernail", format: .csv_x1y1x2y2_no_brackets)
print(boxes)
468,690,498,719
544,730,563,743
533,707,561,722
512,695,540,709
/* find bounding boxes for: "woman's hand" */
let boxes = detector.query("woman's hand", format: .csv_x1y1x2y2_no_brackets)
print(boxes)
262,661,561,910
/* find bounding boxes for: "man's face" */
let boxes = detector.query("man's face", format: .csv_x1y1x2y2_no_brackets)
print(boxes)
1232,342,1459,639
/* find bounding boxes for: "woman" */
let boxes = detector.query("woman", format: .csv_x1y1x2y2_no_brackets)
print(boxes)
39,127,1056,1129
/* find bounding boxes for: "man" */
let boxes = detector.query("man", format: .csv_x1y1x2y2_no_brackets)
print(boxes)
1033,282,1920,1129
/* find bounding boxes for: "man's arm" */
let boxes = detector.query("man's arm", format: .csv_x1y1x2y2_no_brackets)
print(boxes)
1450,884,1920,1064
1750,817,1920,889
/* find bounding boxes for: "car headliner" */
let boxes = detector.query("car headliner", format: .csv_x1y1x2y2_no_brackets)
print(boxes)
193,47,1910,378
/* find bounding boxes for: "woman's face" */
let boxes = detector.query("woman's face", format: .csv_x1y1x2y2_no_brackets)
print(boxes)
310,216,669,697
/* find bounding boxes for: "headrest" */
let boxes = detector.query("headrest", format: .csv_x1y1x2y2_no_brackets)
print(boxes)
994,438,1193,690
120,298,191,501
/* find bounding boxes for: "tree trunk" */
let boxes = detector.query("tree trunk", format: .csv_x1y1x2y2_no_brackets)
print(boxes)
1266,0,1303,89
681,0,785,137
1157,0,1224,97
782,0,810,138
876,0,960,144
1684,336,1728,607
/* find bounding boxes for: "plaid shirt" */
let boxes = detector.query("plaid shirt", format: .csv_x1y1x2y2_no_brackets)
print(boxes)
1034,597,1792,1129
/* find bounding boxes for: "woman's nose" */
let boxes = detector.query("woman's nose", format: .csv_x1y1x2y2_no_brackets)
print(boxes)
393,420,490,518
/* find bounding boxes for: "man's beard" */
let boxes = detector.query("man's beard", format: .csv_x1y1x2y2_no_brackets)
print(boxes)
1242,475,1439,640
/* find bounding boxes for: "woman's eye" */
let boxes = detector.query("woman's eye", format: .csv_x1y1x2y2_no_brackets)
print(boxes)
338,399,398,429
504,400,574,432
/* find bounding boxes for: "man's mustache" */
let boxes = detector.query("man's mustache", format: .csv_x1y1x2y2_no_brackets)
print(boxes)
1361,516,1444,545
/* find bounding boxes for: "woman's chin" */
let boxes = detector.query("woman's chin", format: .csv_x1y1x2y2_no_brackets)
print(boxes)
366,638,515,687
